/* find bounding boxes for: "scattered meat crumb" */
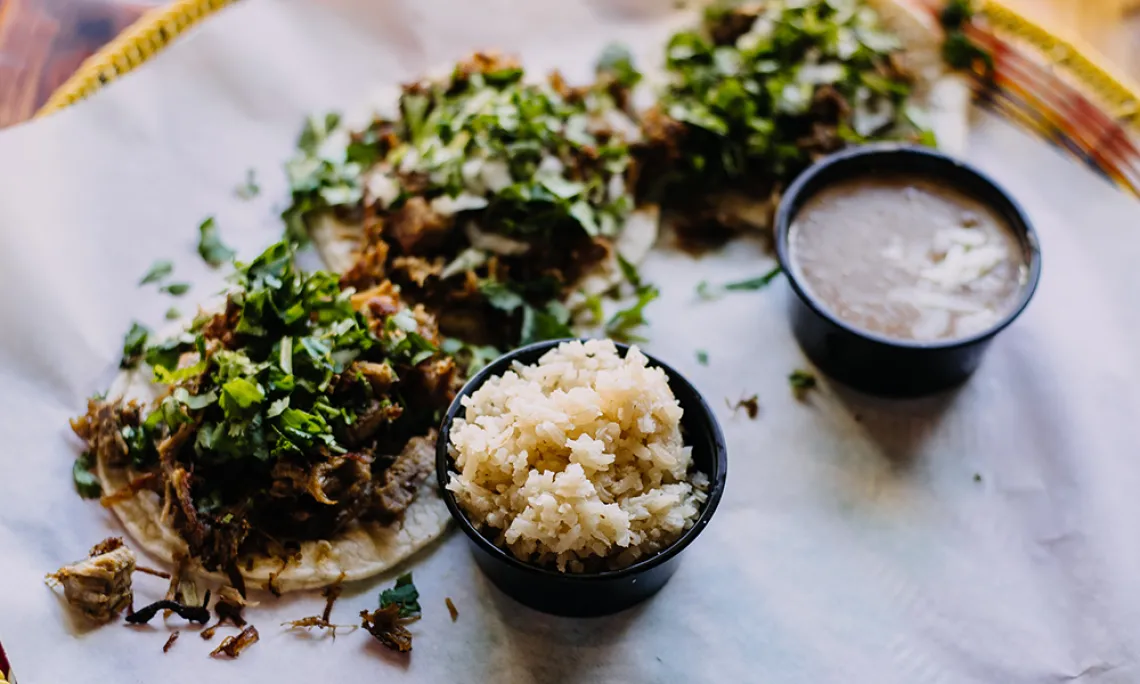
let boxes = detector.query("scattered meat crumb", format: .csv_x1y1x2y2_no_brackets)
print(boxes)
163,631,180,653
210,625,260,658
727,394,759,419
445,597,458,622
136,566,171,580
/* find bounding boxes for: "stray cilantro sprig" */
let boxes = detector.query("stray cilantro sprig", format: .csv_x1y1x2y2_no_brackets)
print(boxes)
379,573,421,618
198,217,235,267
235,169,260,200
139,260,173,286
160,282,191,296
121,322,150,368
72,452,101,499
789,369,818,400
697,266,781,300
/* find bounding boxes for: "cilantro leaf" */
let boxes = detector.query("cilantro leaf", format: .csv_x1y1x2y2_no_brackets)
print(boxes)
235,169,260,200
121,322,150,368
521,302,574,345
479,280,525,312
379,573,421,618
596,43,642,89
697,266,782,299
160,282,191,296
605,285,659,343
696,350,709,366
197,217,235,267
165,307,181,320
789,368,818,401
73,452,102,499
139,260,174,286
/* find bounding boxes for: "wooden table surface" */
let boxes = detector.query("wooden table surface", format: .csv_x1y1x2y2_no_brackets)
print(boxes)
0,0,1136,130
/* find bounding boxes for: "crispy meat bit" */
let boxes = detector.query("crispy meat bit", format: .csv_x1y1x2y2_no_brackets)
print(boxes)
210,625,260,658
70,399,130,467
351,361,397,394
729,394,760,420
709,6,758,45
100,471,160,507
372,432,437,519
453,51,521,81
163,631,180,653
201,298,241,349
360,605,417,653
446,598,459,622
215,585,255,627
391,255,444,287
45,537,136,624
345,401,404,446
340,239,390,292
386,197,453,255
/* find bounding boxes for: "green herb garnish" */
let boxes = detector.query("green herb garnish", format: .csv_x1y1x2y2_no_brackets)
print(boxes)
139,260,174,286
197,217,235,267
653,0,925,199
165,307,181,320
789,368,818,400
121,322,150,368
379,573,421,618
235,169,260,200
697,266,782,299
72,452,101,499
160,282,191,296
696,350,709,366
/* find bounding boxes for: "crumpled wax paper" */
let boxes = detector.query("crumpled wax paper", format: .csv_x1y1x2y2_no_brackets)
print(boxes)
0,1,1139,681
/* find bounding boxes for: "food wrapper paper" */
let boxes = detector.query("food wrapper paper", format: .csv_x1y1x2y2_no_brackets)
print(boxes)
1,0,1139,681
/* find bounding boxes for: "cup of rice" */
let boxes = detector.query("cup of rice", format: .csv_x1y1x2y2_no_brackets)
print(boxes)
437,338,726,616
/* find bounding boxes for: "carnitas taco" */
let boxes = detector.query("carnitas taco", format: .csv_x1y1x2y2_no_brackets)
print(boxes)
638,0,972,239
282,52,659,354
71,242,453,592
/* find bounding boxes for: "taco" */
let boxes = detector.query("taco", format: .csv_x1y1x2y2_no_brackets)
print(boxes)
71,242,453,592
283,52,659,353
639,0,972,238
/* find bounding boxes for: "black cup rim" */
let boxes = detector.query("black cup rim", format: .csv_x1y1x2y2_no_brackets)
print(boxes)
774,143,1043,351
435,339,728,583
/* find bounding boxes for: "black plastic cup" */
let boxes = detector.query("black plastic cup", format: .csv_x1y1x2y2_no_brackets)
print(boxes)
436,339,727,617
774,144,1042,397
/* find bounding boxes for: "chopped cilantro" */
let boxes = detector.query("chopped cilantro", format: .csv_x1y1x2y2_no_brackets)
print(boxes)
596,43,642,89
696,350,709,366
160,282,191,296
605,284,659,344
139,260,173,286
441,338,501,375
973,473,983,483
379,573,421,619
235,169,260,200
697,266,782,299
656,0,926,198
165,307,181,320
72,452,101,499
121,322,150,368
197,217,235,267
789,369,818,400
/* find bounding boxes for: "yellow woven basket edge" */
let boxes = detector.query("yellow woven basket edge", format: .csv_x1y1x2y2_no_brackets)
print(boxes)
36,0,1140,125
36,0,239,118
980,0,1140,122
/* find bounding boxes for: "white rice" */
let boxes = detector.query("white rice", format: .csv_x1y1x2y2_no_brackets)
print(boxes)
446,339,707,572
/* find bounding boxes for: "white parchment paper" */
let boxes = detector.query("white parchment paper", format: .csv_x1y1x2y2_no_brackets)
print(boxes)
1,1,1139,681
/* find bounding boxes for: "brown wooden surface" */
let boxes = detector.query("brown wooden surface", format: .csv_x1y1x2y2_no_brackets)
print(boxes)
0,0,1135,130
